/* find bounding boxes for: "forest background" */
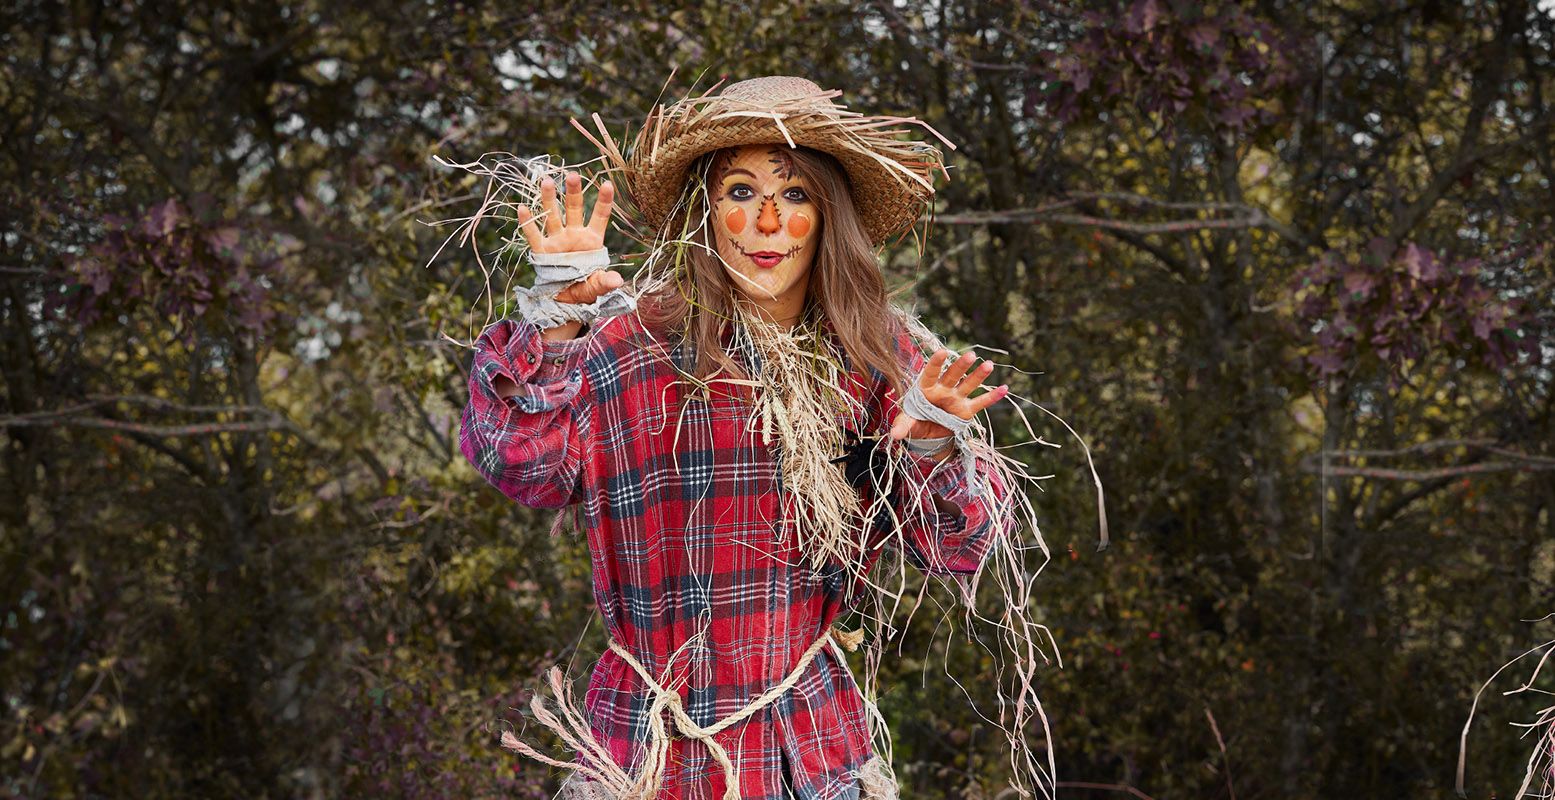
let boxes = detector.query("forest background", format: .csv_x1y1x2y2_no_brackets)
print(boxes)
3,1,1553,798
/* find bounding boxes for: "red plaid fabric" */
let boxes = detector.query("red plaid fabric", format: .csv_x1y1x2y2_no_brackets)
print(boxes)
459,310,1008,800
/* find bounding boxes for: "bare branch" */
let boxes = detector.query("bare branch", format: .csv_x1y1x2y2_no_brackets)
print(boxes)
1308,460,1554,481
930,193,1311,246
1052,782,1158,800
1325,439,1501,458
0,394,290,437
1322,440,1555,470
4,416,292,437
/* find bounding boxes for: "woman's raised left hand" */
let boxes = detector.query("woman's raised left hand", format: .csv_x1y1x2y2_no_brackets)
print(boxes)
887,350,1009,441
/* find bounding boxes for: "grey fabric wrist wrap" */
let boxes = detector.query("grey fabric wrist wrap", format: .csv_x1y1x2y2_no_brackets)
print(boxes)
903,435,953,455
901,376,986,497
514,247,637,330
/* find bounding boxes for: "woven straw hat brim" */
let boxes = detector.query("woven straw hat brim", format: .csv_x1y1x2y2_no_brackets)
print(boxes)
573,76,953,247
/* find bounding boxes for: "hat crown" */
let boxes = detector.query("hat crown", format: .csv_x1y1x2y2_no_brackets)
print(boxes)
719,75,826,105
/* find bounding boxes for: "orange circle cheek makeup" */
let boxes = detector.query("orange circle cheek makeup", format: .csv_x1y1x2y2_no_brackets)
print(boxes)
724,207,747,235
787,212,812,238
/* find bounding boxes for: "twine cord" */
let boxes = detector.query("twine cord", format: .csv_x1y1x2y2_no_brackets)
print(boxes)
518,626,863,800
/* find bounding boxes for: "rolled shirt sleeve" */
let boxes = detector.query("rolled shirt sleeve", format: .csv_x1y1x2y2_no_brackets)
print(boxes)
458,318,597,508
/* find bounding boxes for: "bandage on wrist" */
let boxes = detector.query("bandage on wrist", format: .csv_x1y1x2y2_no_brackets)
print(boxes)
514,246,637,330
904,435,953,455
899,361,986,494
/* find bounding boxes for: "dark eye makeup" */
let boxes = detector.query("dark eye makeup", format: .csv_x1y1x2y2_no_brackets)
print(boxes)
724,184,809,203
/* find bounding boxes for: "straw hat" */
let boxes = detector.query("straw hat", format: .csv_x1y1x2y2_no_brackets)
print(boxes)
572,75,955,247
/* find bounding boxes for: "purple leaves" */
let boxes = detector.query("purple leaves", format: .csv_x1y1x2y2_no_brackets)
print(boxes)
1035,1,1296,136
1399,242,1443,282
1342,270,1377,299
1186,24,1220,52
1217,104,1257,128
139,197,182,238
1124,0,1163,35
1292,238,1539,383
203,226,241,254
59,197,288,345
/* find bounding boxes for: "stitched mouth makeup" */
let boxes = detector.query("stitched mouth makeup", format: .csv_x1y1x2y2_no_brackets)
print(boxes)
734,241,802,269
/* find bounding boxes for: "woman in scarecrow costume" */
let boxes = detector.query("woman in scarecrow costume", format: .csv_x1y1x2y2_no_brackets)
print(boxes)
457,76,1058,800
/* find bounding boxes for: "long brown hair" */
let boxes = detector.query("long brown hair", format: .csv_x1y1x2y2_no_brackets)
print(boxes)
637,145,910,401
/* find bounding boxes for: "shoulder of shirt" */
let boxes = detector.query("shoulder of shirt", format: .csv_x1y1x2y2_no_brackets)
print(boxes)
601,309,654,345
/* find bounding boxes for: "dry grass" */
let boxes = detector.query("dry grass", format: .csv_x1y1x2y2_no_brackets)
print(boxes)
1459,619,1555,799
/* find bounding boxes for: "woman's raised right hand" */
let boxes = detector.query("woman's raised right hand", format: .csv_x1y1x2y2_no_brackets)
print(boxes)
517,169,623,308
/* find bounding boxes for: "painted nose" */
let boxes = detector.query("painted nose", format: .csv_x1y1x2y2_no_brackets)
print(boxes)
756,199,781,234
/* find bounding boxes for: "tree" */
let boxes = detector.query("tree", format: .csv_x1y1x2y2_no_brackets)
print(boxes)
2,1,1550,797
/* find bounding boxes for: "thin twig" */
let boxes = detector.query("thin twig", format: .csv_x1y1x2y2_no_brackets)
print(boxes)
1053,781,1159,800
1205,706,1237,800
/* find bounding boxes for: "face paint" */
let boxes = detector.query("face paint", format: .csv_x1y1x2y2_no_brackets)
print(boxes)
724,206,747,235
708,144,823,315
757,196,781,234
766,148,796,180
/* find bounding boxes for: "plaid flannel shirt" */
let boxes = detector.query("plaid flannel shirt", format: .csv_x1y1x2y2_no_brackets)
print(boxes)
459,310,1008,800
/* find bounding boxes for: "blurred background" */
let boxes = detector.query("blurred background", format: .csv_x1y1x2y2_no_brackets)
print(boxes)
3,1,1553,797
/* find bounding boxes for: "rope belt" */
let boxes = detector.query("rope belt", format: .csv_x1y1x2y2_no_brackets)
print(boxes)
606,624,865,800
